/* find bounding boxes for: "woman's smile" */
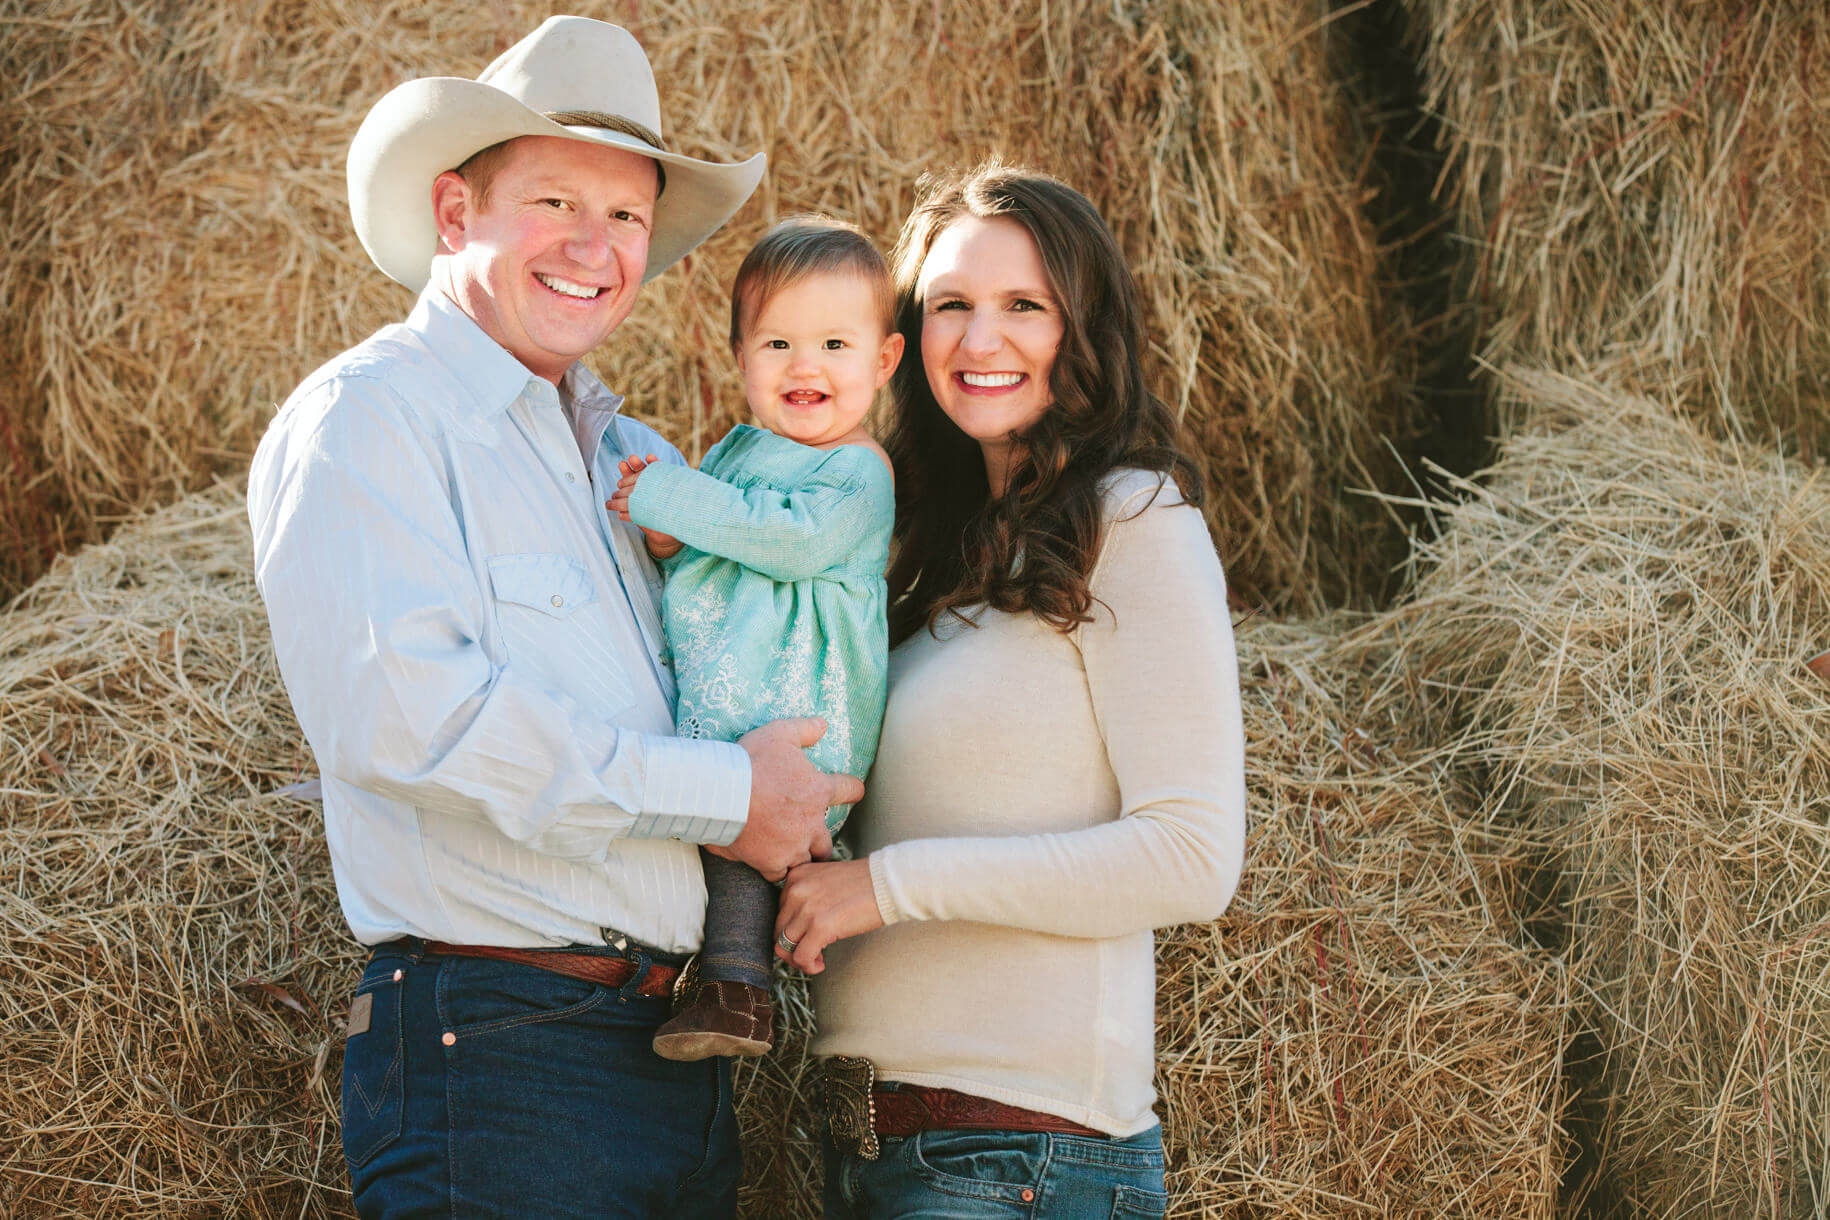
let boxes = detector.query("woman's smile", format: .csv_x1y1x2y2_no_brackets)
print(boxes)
916,214,1065,492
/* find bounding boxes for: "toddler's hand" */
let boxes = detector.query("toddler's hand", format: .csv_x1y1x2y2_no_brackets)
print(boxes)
606,454,683,559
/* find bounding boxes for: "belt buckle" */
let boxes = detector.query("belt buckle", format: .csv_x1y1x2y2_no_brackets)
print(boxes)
823,1055,880,1161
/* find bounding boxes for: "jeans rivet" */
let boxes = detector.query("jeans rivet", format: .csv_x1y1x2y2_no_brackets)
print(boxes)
441,1031,456,1046
1021,1189,1035,1203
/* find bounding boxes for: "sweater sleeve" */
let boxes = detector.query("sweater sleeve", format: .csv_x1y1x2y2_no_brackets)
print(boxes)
626,448,888,582
867,480,1247,937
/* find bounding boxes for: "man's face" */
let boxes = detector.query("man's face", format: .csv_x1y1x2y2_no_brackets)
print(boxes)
433,135,659,383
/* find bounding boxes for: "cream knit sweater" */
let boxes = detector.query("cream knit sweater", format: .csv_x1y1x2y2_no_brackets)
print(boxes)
808,469,1247,1135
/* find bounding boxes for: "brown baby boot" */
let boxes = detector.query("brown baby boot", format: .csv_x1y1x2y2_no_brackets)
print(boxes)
651,977,774,1061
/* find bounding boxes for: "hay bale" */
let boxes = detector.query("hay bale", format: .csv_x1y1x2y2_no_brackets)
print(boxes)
0,484,348,1218
1403,1,1830,452
1381,366,1830,1215
0,0,1423,608
1158,617,1570,1216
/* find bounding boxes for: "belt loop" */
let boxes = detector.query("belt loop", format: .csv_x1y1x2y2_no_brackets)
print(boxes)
616,947,653,1004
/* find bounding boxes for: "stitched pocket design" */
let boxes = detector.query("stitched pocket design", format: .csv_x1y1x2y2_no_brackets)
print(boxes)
341,976,405,1168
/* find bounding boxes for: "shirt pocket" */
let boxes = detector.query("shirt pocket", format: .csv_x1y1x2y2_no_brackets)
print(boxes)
486,552,634,715
488,552,598,619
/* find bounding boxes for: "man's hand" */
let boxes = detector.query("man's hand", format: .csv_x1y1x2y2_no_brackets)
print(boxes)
775,858,884,974
715,717,863,881
606,453,683,559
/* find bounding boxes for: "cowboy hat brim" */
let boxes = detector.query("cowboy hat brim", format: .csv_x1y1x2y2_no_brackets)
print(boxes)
348,75,765,292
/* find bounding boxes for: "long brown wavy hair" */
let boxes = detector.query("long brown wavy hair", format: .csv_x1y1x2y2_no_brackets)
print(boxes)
885,163,1203,645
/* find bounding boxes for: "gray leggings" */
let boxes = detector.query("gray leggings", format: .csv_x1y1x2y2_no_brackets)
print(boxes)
695,849,777,989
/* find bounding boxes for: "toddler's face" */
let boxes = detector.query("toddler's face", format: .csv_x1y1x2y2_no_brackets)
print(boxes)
736,271,902,448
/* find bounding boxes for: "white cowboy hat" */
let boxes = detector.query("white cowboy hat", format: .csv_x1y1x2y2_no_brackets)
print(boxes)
348,16,764,292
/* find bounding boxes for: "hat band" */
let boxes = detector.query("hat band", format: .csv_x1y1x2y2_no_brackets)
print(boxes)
541,110,667,194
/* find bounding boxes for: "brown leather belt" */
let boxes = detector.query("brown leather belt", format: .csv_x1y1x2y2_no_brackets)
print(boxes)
873,1084,1107,1140
426,941,678,998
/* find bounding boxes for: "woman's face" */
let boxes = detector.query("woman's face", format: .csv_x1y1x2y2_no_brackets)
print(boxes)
916,215,1065,492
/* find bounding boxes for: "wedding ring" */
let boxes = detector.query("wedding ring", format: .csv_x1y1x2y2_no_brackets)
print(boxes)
776,932,799,953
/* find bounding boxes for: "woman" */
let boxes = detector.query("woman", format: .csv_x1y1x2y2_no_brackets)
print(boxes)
775,163,1246,1218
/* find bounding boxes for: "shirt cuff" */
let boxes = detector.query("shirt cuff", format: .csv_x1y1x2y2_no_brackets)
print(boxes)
625,735,751,846
867,850,904,926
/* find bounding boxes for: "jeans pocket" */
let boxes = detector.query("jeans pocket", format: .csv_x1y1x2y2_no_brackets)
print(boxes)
340,975,405,1169
1111,1184,1169,1218
438,957,609,1037
908,1129,1044,1207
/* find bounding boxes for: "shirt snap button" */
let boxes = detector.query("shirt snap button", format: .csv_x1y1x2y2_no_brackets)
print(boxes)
392,969,403,982
565,472,576,483
550,595,564,608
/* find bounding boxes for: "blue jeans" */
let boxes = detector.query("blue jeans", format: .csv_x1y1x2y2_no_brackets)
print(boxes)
823,1123,1168,1218
342,939,739,1219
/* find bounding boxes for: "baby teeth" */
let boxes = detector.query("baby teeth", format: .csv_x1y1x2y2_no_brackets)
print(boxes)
961,372,1023,387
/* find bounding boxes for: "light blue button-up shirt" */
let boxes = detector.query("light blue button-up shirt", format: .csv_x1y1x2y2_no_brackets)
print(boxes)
248,287,750,953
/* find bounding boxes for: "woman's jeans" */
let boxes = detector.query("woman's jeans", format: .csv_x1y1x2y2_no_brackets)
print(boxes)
823,1123,1168,1218
341,939,739,1219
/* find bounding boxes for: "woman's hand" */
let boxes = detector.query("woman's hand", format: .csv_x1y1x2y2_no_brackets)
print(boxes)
775,858,884,974
606,453,682,559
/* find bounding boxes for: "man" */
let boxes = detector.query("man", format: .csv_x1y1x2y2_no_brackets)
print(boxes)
247,19,858,1217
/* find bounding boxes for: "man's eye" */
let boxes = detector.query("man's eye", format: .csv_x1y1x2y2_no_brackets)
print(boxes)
613,210,647,226
541,198,568,209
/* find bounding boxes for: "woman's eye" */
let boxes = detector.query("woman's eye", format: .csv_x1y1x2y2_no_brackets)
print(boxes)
1012,298,1044,312
931,299,967,312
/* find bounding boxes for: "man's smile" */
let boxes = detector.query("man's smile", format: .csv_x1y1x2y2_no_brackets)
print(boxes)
535,272,605,300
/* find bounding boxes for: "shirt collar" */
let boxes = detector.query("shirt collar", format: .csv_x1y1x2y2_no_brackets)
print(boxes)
404,287,624,424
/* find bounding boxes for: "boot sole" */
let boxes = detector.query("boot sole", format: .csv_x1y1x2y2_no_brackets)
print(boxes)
652,1029,773,1061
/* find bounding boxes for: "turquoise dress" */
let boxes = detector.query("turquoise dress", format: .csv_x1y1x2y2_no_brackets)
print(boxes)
626,425,891,832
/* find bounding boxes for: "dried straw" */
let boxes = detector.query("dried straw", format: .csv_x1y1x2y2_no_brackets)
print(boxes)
1403,1,1830,453
1158,617,1569,1217
1377,365,1830,1216
0,485,348,1218
0,487,1574,1215
0,0,1423,609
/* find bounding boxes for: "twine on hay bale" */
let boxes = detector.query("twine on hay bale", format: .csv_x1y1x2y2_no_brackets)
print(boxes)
1402,0,1830,453
1379,366,1830,1216
0,0,1422,609
0,486,1572,1215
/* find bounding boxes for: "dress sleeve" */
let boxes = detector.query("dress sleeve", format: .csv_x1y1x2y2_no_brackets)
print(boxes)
867,481,1247,936
247,376,751,857
626,448,890,581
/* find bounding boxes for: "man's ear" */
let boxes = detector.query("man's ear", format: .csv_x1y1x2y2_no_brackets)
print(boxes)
431,171,472,255
875,331,905,388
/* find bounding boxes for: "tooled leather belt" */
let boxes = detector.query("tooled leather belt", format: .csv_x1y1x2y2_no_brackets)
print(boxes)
872,1083,1108,1139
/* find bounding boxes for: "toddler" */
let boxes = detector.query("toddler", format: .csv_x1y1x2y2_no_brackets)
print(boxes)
608,217,900,1060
